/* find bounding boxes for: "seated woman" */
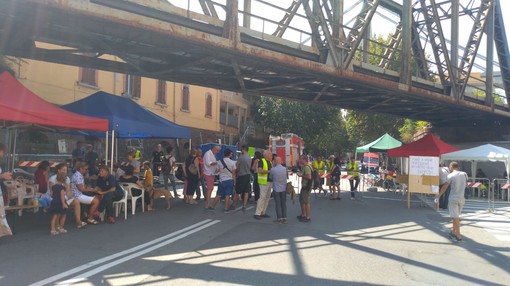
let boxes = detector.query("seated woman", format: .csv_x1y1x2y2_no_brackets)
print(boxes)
34,160,51,209
49,163,87,229
119,165,151,210
95,165,124,224
143,161,172,210
71,161,101,225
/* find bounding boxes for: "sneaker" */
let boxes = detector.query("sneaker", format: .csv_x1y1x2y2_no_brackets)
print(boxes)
273,219,282,224
299,217,311,223
260,214,271,218
206,207,215,212
282,218,288,224
223,209,230,214
296,215,305,220
76,221,87,229
253,215,262,220
448,231,457,241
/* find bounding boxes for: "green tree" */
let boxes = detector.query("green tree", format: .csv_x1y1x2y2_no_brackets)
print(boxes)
345,111,403,146
252,96,344,155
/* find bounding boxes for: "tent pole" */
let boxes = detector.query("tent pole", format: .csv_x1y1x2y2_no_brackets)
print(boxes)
110,130,115,171
11,128,18,171
105,131,109,167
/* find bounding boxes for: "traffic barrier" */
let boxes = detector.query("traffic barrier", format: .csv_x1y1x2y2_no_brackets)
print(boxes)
18,161,60,168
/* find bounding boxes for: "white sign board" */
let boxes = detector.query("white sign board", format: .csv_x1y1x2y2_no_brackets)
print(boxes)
409,156,439,176
57,139,67,154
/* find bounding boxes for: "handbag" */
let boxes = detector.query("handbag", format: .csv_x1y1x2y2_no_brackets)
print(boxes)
188,162,198,175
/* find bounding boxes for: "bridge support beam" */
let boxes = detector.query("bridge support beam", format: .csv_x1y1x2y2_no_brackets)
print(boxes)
450,0,459,98
399,0,411,85
486,0,495,108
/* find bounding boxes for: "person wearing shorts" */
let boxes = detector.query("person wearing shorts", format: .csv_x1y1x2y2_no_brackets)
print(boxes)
49,163,87,229
210,149,236,213
438,162,468,242
297,155,313,223
203,145,220,209
231,145,251,210
71,161,100,225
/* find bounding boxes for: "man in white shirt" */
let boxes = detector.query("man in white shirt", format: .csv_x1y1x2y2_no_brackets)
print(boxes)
210,149,236,213
438,162,468,242
204,145,220,209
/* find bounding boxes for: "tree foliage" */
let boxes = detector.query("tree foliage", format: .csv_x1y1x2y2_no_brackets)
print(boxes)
252,96,344,155
345,111,403,146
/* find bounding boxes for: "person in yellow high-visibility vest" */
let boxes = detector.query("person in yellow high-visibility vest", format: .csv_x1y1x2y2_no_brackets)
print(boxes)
254,150,273,219
326,155,335,194
312,155,327,195
347,157,360,200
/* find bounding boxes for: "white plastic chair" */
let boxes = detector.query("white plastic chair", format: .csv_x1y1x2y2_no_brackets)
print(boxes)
4,180,33,216
113,186,128,220
120,183,145,215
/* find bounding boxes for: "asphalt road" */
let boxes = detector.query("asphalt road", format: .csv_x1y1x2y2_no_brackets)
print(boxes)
1,185,509,286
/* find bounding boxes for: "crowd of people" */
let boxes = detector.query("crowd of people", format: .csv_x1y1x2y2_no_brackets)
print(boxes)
0,140,372,237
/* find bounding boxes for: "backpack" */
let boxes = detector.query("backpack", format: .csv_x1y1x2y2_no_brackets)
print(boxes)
161,155,172,175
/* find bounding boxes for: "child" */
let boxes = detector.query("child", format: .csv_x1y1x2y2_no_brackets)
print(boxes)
50,173,68,235
144,161,172,210
143,161,154,211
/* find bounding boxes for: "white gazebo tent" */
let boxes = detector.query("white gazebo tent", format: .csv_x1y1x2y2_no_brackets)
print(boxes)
441,144,510,179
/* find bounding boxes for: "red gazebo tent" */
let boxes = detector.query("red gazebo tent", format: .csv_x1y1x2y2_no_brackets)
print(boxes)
387,133,459,157
0,71,108,131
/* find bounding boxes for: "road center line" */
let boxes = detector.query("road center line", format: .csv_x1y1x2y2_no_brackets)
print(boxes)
29,219,217,286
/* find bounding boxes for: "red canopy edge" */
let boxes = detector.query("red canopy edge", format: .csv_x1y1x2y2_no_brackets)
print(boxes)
0,72,108,132
387,133,459,157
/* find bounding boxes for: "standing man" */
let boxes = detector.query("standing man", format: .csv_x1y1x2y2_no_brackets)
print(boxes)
0,143,13,237
438,164,450,210
84,144,99,176
347,157,360,200
231,145,251,211
210,149,236,213
326,155,335,194
270,156,288,224
254,150,273,220
297,155,313,222
204,145,220,209
438,162,468,242
313,155,327,195
162,146,179,198
71,141,85,168
151,144,165,177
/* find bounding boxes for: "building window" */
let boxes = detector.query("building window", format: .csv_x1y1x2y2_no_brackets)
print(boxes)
205,93,213,117
79,68,97,86
156,80,167,105
181,85,190,111
124,75,141,98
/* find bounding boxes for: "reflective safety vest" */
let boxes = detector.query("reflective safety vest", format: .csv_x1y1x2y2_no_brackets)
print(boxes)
257,158,269,185
313,160,326,175
347,162,360,177
134,149,141,160
326,161,334,172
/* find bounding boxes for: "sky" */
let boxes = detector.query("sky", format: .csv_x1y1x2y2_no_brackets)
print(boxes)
169,0,510,73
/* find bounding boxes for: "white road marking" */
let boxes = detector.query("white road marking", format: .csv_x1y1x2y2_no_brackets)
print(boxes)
30,219,220,286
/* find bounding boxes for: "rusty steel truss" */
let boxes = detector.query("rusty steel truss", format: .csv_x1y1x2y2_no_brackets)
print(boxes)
0,0,509,127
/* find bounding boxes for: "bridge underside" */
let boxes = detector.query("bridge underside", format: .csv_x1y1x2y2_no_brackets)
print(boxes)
1,0,510,131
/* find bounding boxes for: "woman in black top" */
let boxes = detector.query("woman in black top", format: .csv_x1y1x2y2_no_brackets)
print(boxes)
119,165,151,210
184,148,200,205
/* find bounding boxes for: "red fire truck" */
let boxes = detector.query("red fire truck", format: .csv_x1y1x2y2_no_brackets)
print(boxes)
269,133,304,167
